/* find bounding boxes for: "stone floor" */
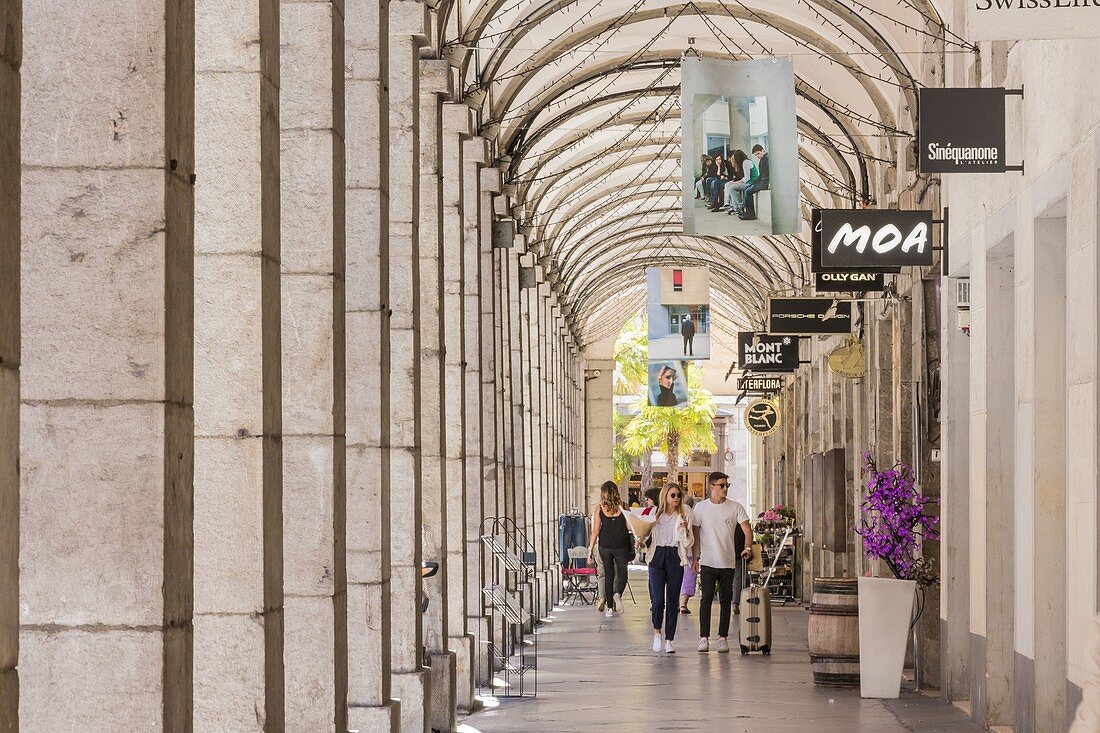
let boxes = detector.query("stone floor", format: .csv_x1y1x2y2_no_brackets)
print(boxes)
460,569,984,732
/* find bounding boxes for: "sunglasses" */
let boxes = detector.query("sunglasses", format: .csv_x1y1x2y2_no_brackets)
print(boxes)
668,493,681,499
714,483,729,489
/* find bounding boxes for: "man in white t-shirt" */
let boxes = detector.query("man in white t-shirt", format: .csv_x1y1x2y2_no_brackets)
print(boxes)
691,471,753,653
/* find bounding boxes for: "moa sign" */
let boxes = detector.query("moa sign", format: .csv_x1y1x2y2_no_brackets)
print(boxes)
818,209,934,269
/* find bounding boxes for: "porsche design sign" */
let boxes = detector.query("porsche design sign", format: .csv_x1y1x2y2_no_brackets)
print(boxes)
767,297,854,335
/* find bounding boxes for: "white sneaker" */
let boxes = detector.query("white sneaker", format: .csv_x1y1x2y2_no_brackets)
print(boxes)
664,640,675,654
613,593,624,614
605,608,614,618
652,633,662,652
716,637,730,653
697,638,709,652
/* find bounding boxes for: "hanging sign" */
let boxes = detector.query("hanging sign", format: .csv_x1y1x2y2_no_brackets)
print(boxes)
967,0,1100,41
828,337,867,378
738,374,784,394
811,209,900,275
767,297,853,335
745,398,781,437
818,209,934,269
738,332,799,372
919,89,1007,173
815,271,886,292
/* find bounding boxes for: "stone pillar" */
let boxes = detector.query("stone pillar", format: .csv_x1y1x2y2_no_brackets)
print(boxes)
19,0,194,728
193,0,283,727
418,57,457,732
388,3,431,730
479,165,501,552
441,101,476,712
279,0,346,728
0,1,18,726
345,0,399,725
462,137,489,685
584,362,615,509
508,247,528,561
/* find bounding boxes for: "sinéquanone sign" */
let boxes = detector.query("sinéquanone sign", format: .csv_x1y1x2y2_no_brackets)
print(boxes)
815,271,886,293
737,332,799,372
967,0,1100,40
767,297,853,335
818,209,934,269
919,89,1007,173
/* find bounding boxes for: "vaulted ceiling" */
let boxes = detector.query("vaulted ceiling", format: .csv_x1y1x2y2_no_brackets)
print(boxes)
435,0,960,349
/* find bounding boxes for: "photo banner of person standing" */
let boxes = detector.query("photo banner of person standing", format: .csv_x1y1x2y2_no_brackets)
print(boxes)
681,56,799,237
646,266,711,361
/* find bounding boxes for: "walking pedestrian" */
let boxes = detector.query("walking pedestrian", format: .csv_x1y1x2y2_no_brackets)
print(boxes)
587,481,632,618
681,314,696,356
648,484,694,653
692,472,753,652
679,492,698,614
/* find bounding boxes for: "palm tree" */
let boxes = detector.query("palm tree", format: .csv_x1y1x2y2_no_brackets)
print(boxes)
621,366,718,488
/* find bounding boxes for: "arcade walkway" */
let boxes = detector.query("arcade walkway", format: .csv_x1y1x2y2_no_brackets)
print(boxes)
462,571,984,733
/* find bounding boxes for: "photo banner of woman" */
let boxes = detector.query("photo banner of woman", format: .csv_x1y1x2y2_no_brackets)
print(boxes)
648,360,690,408
646,266,711,360
681,56,799,237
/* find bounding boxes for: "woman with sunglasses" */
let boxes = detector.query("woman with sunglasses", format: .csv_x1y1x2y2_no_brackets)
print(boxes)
655,365,679,407
647,483,695,653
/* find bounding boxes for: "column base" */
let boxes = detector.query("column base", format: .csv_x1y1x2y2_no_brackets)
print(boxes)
450,633,478,714
429,651,457,732
468,615,492,688
392,668,431,733
348,699,400,733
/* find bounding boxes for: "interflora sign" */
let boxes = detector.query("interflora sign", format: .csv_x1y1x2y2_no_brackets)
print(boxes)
738,374,784,394
768,297,853,335
967,0,1100,40
745,398,781,437
919,89,1007,173
818,209,934,269
738,332,799,372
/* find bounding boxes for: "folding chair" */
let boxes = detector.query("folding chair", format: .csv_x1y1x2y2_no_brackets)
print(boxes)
561,546,598,605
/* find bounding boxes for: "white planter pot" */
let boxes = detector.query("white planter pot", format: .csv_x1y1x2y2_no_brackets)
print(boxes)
857,576,916,699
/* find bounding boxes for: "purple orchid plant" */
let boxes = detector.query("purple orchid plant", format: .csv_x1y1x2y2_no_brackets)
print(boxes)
855,452,940,588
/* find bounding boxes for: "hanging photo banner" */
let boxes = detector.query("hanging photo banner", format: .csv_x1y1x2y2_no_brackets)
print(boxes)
768,297,853,335
745,398,781,437
738,374,784,395
648,360,690,409
967,0,1100,40
737,332,799,372
646,267,711,361
811,209,900,275
681,56,799,237
815,271,886,292
918,89,1007,173
818,209,934,269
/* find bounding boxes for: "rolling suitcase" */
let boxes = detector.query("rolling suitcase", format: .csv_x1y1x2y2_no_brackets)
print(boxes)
739,571,772,655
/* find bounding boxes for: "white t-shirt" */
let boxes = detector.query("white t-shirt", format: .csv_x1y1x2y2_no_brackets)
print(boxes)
652,506,694,547
692,498,750,568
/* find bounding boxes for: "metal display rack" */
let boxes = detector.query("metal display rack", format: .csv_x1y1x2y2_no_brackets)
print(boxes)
754,527,799,604
479,516,538,698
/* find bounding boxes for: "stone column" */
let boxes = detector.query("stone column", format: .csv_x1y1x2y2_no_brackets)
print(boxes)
0,2,18,726
480,167,502,567
345,0,399,725
462,137,489,685
193,0,283,727
19,0,194,728
388,3,431,731
279,0,346,728
418,57,457,732
508,247,528,560
584,362,615,509
441,101,476,711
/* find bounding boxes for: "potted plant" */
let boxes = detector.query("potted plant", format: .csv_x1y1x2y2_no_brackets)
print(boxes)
854,452,939,699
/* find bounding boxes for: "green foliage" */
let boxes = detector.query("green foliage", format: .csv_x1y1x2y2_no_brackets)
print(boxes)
613,317,648,396
621,365,718,463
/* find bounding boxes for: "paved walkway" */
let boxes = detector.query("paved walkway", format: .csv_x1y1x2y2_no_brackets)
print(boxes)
460,568,983,733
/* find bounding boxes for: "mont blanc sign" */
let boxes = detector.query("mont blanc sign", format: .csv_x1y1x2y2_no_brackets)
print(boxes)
767,298,853,335
818,209,934,269
919,89,1007,173
967,0,1100,40
737,332,799,372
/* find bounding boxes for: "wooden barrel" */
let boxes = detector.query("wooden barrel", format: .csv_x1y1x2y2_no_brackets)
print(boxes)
808,577,860,687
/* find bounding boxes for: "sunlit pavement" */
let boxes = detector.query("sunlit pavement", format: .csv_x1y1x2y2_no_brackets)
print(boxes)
460,569,983,733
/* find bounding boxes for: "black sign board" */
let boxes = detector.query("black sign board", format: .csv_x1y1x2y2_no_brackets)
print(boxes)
819,209,934,269
738,374,784,394
737,332,799,373
815,270,886,292
918,88,1007,174
768,297,853,335
811,209,901,275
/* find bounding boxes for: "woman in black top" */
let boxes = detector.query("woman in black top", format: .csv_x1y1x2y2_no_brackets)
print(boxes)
587,481,633,618
655,365,679,406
